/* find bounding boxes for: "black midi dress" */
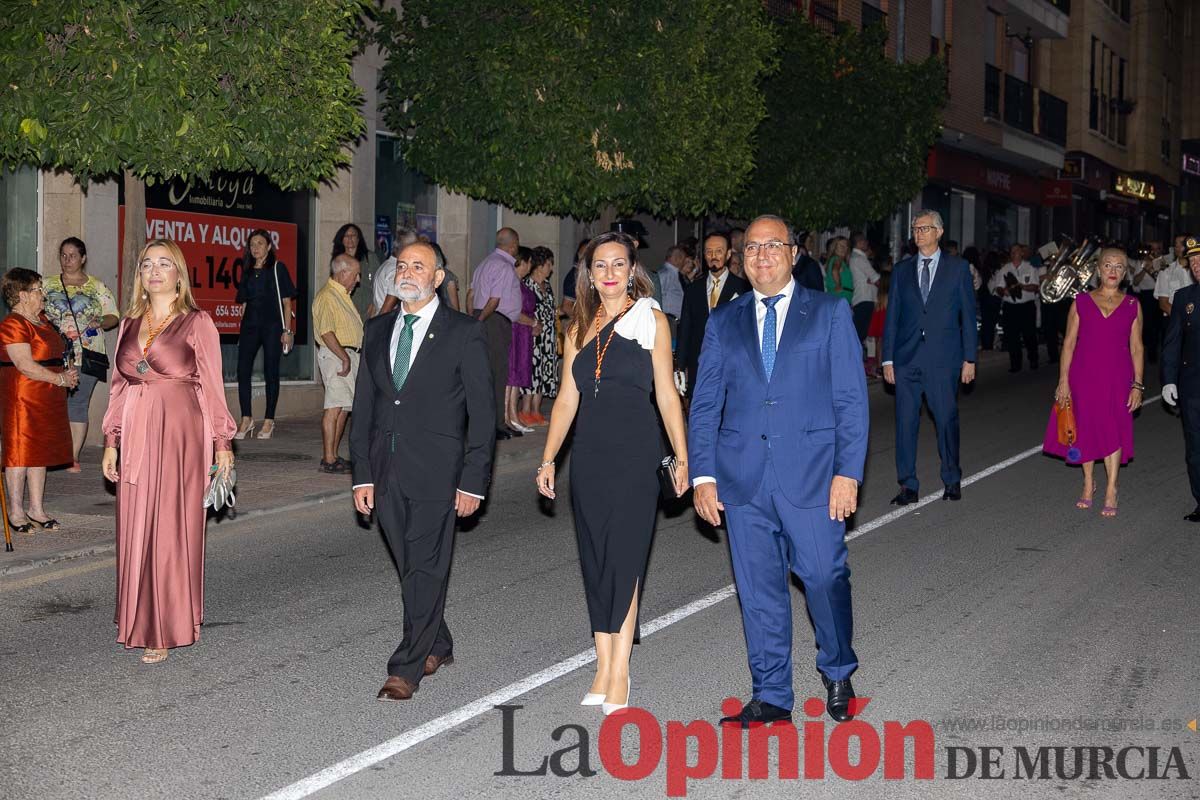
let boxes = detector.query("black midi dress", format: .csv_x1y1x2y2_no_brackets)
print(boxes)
569,320,662,636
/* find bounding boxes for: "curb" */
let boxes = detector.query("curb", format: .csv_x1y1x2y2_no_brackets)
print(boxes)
1,445,546,579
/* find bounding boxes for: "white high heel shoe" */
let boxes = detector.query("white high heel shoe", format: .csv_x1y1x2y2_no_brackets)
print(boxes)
234,419,255,440
580,691,606,706
602,677,631,716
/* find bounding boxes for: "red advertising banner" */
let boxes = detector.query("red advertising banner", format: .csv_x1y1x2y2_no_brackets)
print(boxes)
1040,179,1073,207
119,208,297,334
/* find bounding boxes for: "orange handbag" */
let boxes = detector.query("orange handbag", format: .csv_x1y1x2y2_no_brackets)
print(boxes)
1054,400,1077,447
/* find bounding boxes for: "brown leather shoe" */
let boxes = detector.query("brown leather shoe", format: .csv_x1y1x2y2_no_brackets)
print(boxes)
376,675,418,701
424,653,455,676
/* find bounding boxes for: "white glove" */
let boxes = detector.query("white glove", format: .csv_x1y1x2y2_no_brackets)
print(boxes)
674,369,687,396
1163,384,1178,406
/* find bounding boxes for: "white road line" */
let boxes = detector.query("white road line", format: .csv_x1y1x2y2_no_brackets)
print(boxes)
260,395,1161,800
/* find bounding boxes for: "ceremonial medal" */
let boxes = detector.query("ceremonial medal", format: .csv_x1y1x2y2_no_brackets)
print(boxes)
1188,303,1195,315
138,311,175,376
136,360,150,375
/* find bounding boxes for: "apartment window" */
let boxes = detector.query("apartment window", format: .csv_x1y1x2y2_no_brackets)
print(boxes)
1162,75,1173,163
1117,58,1127,145
984,11,1000,67
1089,37,1099,131
861,4,887,32
931,0,946,40
1009,40,1029,82
0,168,38,270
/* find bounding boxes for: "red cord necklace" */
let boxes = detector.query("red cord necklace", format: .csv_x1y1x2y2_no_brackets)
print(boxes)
593,298,634,397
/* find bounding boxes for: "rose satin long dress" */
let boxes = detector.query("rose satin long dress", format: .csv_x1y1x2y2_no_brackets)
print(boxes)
0,313,72,468
102,311,235,649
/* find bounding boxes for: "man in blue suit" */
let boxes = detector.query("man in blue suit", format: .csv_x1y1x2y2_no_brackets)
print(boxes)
882,210,977,505
689,215,869,725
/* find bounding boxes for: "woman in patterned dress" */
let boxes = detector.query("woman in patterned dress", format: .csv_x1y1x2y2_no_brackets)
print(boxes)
520,247,558,426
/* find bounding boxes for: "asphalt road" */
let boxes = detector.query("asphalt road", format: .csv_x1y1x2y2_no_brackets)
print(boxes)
2,355,1198,800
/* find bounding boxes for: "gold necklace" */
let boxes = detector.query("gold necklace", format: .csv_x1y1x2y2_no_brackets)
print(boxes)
136,311,175,374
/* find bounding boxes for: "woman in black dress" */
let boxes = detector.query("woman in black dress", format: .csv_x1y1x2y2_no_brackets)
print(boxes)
234,229,296,440
536,232,689,715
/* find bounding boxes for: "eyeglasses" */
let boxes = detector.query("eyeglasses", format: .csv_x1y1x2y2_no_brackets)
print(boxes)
742,241,789,256
911,225,940,235
139,259,178,273
591,259,631,273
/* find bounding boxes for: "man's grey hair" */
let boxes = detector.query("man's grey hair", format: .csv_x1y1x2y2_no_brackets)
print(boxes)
394,227,419,249
330,253,357,275
747,214,797,246
914,210,945,230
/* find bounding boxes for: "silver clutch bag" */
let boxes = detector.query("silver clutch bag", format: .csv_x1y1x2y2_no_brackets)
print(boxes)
203,465,237,512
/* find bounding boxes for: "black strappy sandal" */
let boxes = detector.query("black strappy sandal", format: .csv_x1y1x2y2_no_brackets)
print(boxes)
27,516,62,531
7,518,32,533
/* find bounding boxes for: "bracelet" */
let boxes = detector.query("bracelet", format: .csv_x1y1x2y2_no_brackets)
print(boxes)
537,459,554,472
1131,382,1145,391
55,374,64,387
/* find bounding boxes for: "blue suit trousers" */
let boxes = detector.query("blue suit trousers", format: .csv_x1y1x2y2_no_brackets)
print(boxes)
724,464,857,711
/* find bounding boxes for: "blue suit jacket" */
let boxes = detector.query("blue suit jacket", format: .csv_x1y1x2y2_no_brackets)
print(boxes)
688,286,869,508
882,250,978,368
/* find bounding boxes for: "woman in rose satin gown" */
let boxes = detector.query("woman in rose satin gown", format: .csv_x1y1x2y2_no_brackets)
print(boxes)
102,240,235,663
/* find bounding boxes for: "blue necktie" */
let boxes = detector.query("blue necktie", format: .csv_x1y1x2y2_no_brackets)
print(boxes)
920,258,932,304
761,295,783,379
392,313,418,391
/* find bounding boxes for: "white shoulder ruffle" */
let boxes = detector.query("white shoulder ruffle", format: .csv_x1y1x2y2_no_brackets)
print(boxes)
614,297,661,351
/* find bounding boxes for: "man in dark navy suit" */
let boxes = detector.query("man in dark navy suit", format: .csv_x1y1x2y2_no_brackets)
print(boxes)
1160,235,1200,522
677,231,750,397
882,210,977,504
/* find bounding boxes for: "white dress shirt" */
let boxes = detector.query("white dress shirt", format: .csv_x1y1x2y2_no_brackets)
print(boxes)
848,248,880,305
706,269,729,307
694,279,795,487
1155,260,1194,304
354,295,483,499
389,294,440,369
881,249,942,368
372,256,401,313
990,260,1038,304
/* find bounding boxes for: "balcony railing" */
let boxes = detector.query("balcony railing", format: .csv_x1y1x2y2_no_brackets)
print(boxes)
1004,74,1034,133
810,1,839,34
1036,89,1067,147
984,64,1001,118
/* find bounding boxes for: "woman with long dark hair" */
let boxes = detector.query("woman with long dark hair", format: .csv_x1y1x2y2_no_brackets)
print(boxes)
234,229,296,440
536,232,689,716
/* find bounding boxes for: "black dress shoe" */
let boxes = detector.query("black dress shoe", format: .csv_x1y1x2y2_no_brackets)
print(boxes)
505,426,524,437
719,699,792,728
942,483,961,501
495,428,512,440
1185,507,1200,522
820,674,856,722
890,488,918,506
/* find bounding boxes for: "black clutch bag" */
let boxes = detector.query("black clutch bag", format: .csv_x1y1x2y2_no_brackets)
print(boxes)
657,455,678,499
79,348,110,381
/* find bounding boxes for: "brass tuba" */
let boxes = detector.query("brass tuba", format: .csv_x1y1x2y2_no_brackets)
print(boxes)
1039,236,1101,303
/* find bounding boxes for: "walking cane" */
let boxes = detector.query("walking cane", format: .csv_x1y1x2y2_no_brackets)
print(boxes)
1,469,12,552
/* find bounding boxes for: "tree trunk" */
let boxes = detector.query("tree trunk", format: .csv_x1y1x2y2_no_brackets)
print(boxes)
121,169,146,308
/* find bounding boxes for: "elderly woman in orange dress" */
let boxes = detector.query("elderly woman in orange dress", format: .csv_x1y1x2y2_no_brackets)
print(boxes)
101,240,236,664
0,268,78,533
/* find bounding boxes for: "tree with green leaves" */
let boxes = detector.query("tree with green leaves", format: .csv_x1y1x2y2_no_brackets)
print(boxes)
376,0,776,220
737,18,946,231
0,0,367,279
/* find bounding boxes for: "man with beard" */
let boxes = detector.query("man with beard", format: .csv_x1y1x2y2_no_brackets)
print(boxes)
677,231,750,398
351,241,495,700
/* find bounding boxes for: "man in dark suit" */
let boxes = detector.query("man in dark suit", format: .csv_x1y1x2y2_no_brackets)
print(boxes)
1161,235,1200,522
882,210,977,505
350,241,496,701
690,215,869,724
792,229,825,292
677,231,751,396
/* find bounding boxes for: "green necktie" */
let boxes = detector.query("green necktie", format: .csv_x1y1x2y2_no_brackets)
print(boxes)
392,313,418,392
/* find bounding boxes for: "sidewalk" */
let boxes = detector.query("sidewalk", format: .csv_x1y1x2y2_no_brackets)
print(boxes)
0,416,549,577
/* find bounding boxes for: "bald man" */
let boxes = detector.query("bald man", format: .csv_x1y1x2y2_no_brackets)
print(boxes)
470,227,526,438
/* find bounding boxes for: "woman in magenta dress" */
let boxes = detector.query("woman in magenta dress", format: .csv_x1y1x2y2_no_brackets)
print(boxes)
1043,247,1144,517
505,247,537,432
101,240,236,664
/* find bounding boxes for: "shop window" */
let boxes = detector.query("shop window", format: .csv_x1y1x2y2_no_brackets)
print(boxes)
372,134,438,309
0,167,38,274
